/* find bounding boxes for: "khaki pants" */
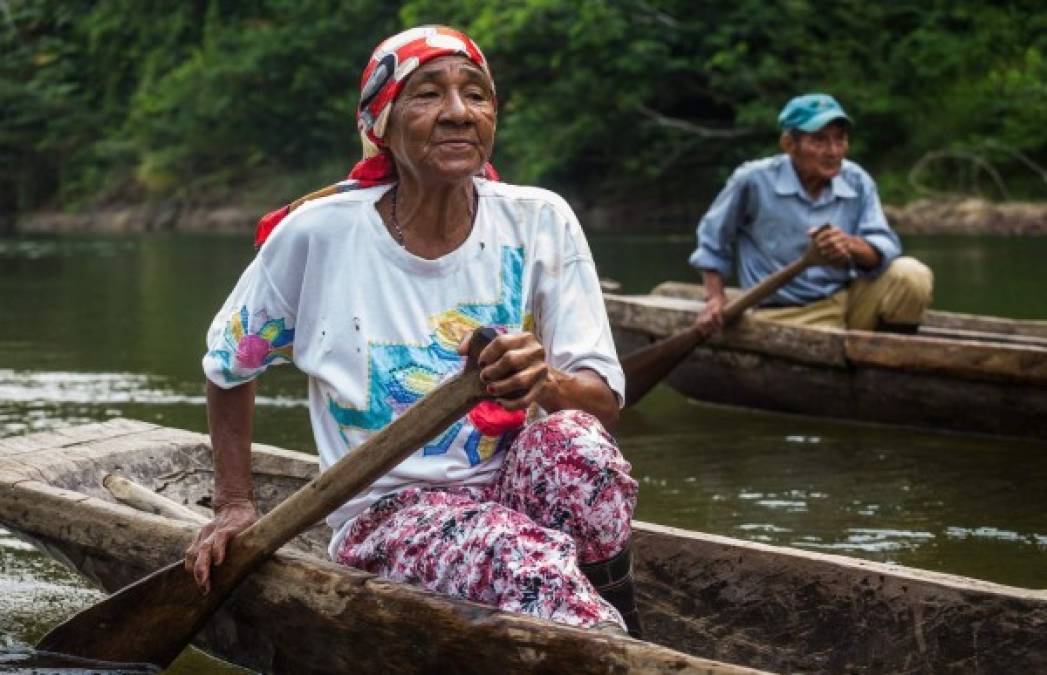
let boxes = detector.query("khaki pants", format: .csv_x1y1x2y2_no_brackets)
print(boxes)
752,256,934,331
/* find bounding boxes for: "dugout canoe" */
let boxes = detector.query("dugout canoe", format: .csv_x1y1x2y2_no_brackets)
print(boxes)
2,420,1045,673
607,281,1047,439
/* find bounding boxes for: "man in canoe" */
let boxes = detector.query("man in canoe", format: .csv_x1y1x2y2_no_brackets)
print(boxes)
690,93,933,334
185,26,642,637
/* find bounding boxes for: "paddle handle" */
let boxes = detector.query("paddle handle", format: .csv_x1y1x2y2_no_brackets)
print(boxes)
228,329,493,565
721,241,824,322
620,233,826,407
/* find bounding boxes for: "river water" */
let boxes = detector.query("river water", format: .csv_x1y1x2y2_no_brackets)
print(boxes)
1,232,1046,670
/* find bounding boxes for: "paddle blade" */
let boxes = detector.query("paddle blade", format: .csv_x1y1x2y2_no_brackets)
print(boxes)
36,559,222,668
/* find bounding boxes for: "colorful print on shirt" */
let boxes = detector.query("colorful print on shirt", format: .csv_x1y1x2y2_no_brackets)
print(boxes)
327,246,529,466
206,306,294,383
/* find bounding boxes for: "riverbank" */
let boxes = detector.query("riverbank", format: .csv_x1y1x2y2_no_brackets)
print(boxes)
14,202,260,236
12,196,1047,236
883,199,1047,235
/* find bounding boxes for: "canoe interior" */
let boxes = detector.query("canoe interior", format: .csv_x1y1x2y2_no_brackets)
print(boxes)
2,421,1046,674
606,283,1047,439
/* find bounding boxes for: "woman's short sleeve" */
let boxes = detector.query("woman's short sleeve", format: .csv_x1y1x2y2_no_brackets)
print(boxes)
202,245,300,389
532,199,625,405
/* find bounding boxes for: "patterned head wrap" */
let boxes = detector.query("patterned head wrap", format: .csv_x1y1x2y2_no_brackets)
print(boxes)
350,25,497,183
255,25,499,247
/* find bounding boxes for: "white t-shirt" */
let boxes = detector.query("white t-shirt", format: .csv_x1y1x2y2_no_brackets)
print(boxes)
202,178,624,557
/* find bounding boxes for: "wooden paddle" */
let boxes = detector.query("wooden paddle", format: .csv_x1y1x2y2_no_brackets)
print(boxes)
620,226,830,407
37,328,499,667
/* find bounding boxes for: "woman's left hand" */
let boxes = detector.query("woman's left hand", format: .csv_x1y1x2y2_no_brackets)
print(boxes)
458,331,548,410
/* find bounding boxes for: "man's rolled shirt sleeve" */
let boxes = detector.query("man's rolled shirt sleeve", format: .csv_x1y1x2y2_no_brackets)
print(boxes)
854,173,901,277
688,170,749,278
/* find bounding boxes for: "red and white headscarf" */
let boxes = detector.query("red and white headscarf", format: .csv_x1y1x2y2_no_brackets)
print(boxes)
255,25,499,247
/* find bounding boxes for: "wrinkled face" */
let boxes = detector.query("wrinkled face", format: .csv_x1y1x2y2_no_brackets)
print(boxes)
385,55,496,184
783,120,850,187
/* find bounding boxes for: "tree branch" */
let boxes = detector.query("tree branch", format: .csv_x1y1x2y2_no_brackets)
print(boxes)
908,149,1010,199
980,140,1047,186
630,0,681,29
636,104,755,139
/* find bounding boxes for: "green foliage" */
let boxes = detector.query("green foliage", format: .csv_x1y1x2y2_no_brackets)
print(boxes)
2,0,1046,220
124,0,398,194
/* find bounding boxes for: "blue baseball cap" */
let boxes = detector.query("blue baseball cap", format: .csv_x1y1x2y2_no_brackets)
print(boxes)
778,93,852,132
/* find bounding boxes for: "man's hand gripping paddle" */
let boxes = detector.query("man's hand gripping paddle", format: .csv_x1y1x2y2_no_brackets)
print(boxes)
620,225,831,406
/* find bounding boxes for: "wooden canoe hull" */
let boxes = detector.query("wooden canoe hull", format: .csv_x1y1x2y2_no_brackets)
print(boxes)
607,285,1047,439
2,421,1046,673
0,420,755,675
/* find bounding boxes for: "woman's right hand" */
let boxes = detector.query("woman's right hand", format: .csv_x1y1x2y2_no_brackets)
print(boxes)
184,500,259,593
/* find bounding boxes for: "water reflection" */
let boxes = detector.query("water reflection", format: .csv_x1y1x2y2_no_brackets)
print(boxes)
619,390,1047,586
0,528,251,672
0,532,104,634
0,369,305,408
0,237,138,261
0,369,308,440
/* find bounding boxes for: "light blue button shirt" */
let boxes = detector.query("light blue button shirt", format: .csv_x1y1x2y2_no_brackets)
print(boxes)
689,154,901,306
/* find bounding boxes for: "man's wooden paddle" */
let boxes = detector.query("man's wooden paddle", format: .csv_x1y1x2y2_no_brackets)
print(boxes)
37,328,499,667
620,227,830,407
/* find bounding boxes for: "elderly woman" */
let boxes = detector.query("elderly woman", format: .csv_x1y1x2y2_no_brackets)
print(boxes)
185,26,641,636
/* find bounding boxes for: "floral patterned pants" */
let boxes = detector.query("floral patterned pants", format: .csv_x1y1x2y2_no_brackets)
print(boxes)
336,410,638,629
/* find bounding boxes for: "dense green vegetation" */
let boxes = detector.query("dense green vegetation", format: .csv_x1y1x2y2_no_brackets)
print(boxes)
2,0,1046,226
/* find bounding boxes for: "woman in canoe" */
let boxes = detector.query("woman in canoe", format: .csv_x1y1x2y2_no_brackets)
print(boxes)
186,25,641,637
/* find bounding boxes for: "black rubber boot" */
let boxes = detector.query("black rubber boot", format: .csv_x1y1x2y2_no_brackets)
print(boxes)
580,540,643,638
875,318,919,334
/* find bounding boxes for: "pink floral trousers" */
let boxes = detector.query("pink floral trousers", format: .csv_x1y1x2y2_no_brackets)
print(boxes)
336,410,638,629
